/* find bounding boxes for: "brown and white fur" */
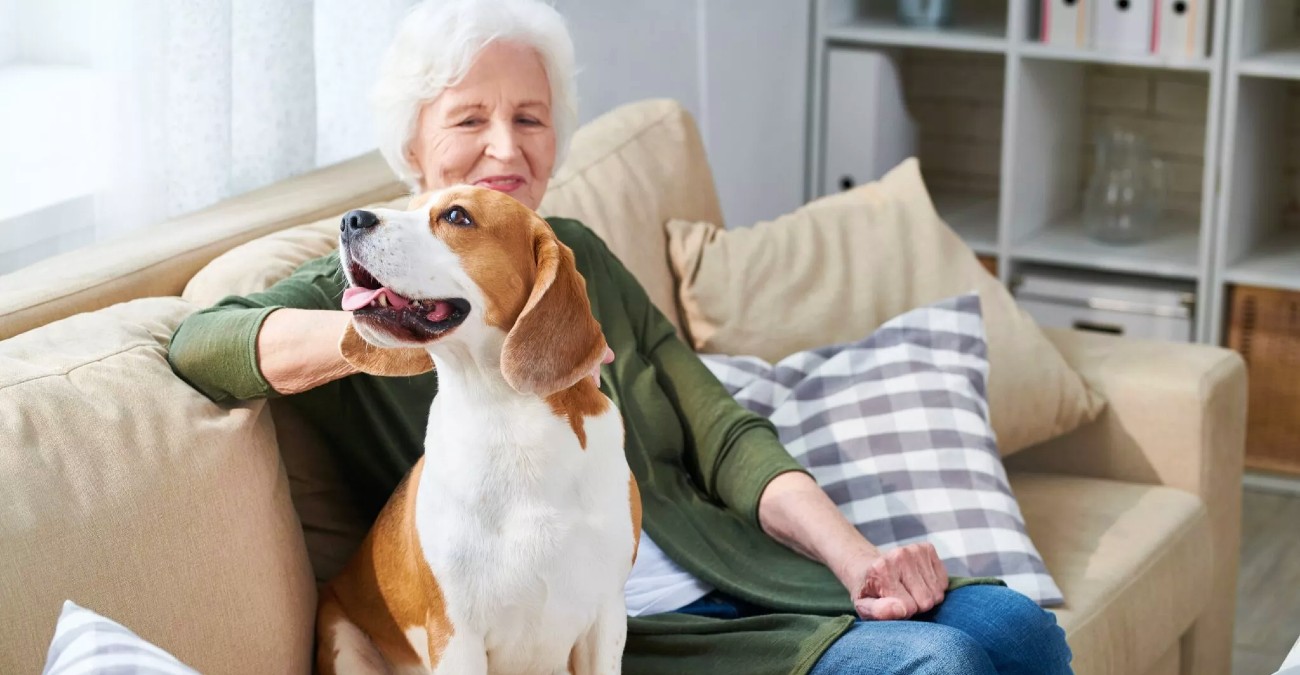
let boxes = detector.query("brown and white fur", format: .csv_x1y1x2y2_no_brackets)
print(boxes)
316,185,641,675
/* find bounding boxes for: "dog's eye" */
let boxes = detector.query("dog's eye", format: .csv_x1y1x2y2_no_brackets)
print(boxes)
442,206,473,228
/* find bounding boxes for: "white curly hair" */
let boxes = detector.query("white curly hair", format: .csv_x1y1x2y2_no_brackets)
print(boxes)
372,0,577,191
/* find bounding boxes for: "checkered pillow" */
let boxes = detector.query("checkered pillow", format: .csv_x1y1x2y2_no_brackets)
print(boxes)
700,293,1063,605
42,601,199,675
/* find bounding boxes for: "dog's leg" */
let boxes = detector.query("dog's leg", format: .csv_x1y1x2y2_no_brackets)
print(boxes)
429,627,487,675
316,589,393,675
567,597,628,675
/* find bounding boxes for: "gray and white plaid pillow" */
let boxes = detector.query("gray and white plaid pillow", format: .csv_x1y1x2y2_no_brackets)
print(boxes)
700,293,1063,605
42,601,199,675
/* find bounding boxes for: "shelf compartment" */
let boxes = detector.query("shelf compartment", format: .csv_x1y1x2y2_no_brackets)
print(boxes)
1236,0,1300,80
1218,76,1300,293
1225,229,1300,293
819,45,1005,256
821,0,1008,54
1005,57,1212,282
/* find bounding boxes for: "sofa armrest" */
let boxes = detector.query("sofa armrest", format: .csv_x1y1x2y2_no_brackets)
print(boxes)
0,152,406,341
1005,327,1246,496
1005,327,1246,675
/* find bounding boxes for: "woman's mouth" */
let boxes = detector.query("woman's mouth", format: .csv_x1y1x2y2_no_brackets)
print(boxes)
474,175,525,193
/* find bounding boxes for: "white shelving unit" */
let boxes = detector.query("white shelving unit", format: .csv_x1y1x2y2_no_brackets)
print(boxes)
1211,0,1300,343
807,0,1236,343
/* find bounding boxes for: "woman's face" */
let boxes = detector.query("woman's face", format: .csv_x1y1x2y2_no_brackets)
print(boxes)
406,41,557,211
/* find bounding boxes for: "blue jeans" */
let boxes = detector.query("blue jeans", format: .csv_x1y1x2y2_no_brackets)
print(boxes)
677,584,1072,675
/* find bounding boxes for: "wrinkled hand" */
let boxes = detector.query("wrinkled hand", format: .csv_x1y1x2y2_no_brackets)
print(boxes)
843,543,949,621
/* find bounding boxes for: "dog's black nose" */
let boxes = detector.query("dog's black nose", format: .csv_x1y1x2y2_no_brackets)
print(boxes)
341,209,380,234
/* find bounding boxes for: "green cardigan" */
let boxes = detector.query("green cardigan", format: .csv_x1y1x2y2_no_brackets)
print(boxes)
168,217,990,674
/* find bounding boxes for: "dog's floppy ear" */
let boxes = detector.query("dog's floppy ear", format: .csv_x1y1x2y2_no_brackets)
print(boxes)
340,321,434,377
500,219,606,396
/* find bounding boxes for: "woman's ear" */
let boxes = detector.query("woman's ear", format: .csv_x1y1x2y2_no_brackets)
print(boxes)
339,321,434,377
500,219,606,396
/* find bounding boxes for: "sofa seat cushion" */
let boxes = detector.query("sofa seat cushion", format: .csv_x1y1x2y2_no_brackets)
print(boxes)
1009,472,1213,675
0,297,316,674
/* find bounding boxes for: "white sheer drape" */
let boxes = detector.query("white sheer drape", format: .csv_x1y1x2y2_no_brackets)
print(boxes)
100,0,415,235
0,0,414,271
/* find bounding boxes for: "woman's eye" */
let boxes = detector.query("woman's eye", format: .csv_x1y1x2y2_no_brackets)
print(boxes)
442,206,472,227
517,117,540,126
457,118,482,127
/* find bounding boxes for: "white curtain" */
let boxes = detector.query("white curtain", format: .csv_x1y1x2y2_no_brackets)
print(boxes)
0,0,415,272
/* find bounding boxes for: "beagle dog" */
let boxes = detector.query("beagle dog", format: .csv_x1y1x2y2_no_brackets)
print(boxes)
316,186,641,675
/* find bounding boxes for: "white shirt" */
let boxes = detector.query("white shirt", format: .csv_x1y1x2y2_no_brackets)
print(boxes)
622,533,713,617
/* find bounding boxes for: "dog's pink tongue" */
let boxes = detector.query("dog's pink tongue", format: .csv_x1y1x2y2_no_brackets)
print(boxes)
341,287,411,311
341,287,379,311
426,300,454,322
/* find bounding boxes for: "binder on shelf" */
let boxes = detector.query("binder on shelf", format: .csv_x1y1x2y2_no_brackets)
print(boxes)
1041,0,1092,48
1092,0,1155,55
821,48,917,198
1152,0,1209,58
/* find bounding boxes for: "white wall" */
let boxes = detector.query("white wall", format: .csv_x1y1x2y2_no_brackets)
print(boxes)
557,0,810,228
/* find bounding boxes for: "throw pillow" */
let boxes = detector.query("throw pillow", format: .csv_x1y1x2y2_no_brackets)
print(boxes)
182,196,408,307
42,601,199,675
700,293,1063,605
668,158,1103,455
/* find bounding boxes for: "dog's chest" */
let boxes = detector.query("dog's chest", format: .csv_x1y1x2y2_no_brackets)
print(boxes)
416,395,631,637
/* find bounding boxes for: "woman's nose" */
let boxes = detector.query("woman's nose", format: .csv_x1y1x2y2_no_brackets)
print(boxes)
484,121,520,160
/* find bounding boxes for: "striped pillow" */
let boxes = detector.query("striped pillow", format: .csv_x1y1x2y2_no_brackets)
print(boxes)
700,294,1063,605
42,601,198,675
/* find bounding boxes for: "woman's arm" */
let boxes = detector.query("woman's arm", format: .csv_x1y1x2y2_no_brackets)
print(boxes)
565,222,949,620
256,309,357,395
169,253,357,401
758,471,949,620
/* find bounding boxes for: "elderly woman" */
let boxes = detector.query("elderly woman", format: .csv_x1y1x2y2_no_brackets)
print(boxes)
168,1,1072,673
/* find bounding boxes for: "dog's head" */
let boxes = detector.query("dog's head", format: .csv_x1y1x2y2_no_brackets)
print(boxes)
338,185,607,397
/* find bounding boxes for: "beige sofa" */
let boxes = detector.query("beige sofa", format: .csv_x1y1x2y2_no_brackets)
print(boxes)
0,99,1245,675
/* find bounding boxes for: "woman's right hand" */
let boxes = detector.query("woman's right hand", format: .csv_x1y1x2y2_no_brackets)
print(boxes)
256,309,360,395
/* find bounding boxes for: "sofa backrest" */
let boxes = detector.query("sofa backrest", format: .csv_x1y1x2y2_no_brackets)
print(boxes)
0,98,722,342
0,153,407,341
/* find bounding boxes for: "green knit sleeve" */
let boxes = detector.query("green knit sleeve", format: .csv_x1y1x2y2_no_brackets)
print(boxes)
168,252,347,402
561,220,809,525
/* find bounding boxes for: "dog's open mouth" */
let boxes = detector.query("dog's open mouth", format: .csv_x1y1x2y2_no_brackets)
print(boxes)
341,259,470,342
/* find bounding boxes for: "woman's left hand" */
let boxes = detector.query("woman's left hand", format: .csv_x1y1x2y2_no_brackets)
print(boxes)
841,543,949,621
757,471,949,621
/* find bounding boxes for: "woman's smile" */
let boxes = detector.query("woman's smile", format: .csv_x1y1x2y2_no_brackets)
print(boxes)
473,174,527,194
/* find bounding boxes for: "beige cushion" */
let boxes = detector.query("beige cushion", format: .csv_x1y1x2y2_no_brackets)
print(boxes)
182,196,408,307
0,298,315,674
1010,472,1213,675
666,158,1103,455
540,98,725,334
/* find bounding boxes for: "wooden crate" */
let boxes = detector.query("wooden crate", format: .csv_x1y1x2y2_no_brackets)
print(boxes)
1226,284,1300,476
